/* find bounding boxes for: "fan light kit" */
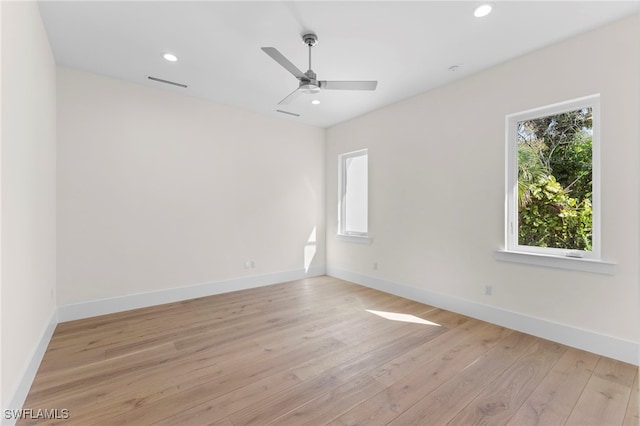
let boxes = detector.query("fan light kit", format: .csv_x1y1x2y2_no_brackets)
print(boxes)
262,33,377,105
163,53,178,62
474,3,493,18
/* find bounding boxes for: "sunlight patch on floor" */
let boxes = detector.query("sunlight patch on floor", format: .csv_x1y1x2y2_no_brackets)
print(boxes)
365,309,441,326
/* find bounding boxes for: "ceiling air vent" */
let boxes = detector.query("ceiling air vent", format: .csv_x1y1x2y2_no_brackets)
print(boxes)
276,109,300,117
146,75,188,88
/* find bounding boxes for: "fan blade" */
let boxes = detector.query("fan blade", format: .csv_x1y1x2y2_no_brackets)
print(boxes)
278,88,302,105
262,47,305,79
320,81,378,90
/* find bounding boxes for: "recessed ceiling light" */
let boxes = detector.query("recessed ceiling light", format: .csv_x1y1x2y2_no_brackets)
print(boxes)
163,53,178,62
474,3,493,18
311,99,320,105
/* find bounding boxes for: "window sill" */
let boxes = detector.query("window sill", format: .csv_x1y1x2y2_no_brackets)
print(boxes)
494,250,616,275
336,234,373,244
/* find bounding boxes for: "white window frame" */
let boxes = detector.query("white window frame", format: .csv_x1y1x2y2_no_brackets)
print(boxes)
337,149,371,242
500,95,613,273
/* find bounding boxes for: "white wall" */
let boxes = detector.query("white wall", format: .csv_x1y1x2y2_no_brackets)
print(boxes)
327,16,639,357
57,68,325,306
1,0,57,411
1,0,4,410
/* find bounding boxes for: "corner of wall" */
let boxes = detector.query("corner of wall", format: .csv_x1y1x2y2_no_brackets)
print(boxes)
1,1,58,419
1,311,57,426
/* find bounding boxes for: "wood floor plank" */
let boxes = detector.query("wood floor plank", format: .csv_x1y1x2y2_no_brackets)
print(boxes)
386,331,538,425
328,322,512,426
286,308,452,383
447,338,566,425
507,347,600,425
60,337,347,425
228,326,444,426
267,373,386,425
150,371,302,426
623,370,639,426
566,358,638,426
289,321,439,382
369,317,489,387
17,276,637,426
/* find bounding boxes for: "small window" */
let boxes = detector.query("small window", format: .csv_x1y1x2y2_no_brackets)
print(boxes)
506,95,600,259
338,149,368,236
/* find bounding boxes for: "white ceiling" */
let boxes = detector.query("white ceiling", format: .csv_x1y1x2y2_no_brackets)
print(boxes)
38,1,639,128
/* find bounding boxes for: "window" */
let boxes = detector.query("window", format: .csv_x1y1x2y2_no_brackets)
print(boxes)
505,95,600,260
338,149,369,238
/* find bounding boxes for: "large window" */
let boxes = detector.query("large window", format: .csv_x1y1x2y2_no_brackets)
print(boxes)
338,149,368,237
506,95,600,259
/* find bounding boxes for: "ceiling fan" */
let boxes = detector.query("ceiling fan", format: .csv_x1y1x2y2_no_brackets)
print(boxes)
262,33,378,105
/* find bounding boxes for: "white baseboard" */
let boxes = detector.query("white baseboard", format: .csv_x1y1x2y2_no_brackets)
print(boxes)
3,310,58,426
58,266,326,322
327,267,638,366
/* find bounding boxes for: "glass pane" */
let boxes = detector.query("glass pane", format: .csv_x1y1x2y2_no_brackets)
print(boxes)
345,154,368,234
517,108,593,251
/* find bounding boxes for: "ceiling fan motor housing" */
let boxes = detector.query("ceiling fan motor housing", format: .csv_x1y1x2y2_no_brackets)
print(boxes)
300,66,320,93
302,33,318,47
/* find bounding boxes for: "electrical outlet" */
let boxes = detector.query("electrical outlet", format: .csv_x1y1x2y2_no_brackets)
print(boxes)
484,285,493,296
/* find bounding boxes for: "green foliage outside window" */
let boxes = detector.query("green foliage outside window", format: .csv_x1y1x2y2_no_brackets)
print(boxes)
517,108,593,251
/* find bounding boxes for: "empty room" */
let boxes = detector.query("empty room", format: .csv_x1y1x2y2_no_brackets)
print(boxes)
1,1,639,425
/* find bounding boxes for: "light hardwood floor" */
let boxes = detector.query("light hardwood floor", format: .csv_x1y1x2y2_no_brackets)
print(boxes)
19,276,639,425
